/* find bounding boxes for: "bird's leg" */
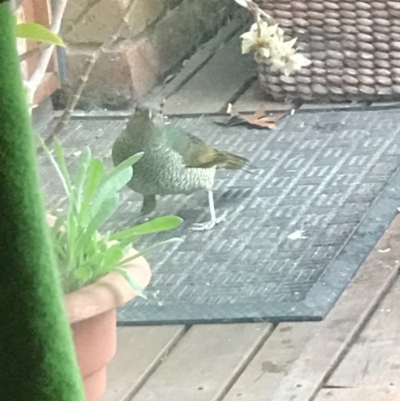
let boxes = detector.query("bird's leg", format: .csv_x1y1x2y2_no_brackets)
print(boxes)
132,195,157,222
189,190,226,231
141,194,157,215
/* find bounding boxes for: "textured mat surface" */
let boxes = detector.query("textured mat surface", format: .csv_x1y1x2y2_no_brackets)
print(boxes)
40,108,400,324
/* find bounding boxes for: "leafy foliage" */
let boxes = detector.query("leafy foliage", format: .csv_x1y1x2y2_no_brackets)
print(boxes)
15,22,64,46
43,139,183,295
13,16,64,111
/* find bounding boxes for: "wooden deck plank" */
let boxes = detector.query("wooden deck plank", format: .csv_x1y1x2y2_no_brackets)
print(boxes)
269,215,400,401
315,388,397,401
327,279,400,388
101,326,186,401
233,80,294,113
163,35,256,115
130,323,273,401
222,322,318,401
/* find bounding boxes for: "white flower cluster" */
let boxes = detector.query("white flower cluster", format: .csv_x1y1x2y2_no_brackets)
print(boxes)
235,0,311,76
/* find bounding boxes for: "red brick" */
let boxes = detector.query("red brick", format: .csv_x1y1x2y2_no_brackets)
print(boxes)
63,0,130,44
123,38,159,96
65,46,132,107
122,0,165,38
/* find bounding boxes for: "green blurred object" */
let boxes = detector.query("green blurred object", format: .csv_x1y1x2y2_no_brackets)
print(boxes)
0,3,85,401
15,21,65,46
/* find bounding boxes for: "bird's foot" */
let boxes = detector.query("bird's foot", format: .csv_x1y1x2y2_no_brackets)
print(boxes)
189,221,216,231
189,213,226,232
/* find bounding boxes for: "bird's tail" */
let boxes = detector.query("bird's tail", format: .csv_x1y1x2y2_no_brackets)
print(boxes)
217,151,253,173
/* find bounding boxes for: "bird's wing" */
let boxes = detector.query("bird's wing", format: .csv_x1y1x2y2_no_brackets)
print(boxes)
164,126,225,169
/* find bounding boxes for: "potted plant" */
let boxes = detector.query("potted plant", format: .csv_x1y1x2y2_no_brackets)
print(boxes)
10,12,180,401
42,138,182,401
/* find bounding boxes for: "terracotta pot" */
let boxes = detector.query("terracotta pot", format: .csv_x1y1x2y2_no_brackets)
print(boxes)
46,214,151,401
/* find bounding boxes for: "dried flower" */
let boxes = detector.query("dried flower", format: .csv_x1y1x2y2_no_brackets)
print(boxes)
241,22,282,60
235,0,312,76
234,0,250,8
270,38,312,75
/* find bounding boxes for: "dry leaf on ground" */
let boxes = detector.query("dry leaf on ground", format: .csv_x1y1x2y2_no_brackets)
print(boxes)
216,103,287,129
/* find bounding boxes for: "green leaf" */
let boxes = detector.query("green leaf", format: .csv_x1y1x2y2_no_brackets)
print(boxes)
76,249,107,276
50,215,67,246
65,214,79,266
73,148,92,213
100,246,124,273
80,158,104,222
15,22,65,46
115,232,141,250
39,137,71,196
84,152,144,232
114,267,146,298
79,194,119,252
53,138,72,194
89,166,132,219
111,216,183,241
74,265,93,280
101,152,143,186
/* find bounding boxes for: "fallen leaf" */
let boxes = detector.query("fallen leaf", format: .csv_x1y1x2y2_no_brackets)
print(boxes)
217,103,287,129
243,105,287,129
251,104,266,120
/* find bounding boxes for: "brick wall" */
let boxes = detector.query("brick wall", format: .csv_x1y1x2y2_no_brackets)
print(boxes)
59,0,236,109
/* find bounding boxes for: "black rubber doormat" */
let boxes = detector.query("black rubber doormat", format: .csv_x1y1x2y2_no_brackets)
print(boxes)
40,108,400,325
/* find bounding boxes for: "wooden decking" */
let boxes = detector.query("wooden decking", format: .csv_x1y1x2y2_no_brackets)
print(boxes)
100,21,400,401
102,216,400,401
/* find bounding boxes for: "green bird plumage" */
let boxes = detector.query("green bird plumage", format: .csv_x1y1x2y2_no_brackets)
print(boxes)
112,101,251,230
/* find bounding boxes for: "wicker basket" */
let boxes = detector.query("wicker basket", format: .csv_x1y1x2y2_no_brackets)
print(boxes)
254,0,400,102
